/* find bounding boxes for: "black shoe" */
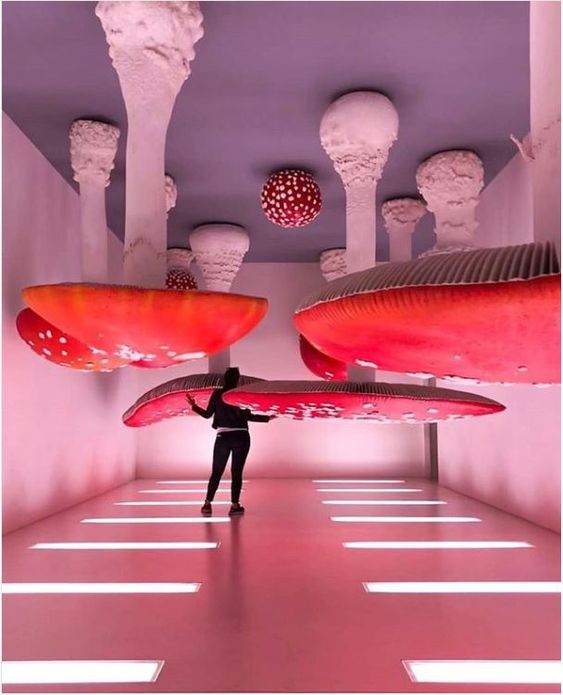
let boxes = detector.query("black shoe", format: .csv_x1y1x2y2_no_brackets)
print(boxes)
201,501,212,516
229,503,245,516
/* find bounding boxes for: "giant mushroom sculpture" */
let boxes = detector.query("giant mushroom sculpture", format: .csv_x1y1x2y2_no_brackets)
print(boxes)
294,241,561,385
222,380,505,423
123,372,264,427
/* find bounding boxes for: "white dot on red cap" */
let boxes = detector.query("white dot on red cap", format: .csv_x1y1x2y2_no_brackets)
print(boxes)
59,337,67,344
38,332,45,339
46,330,53,339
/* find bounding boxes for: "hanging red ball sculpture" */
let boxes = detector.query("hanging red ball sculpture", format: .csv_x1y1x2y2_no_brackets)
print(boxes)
261,169,322,228
166,268,198,291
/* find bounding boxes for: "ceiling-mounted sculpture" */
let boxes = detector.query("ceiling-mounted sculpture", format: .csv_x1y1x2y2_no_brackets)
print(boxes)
261,170,322,228
22,284,268,368
299,335,347,381
223,380,504,422
294,242,560,384
123,372,264,427
16,308,130,372
416,150,484,257
382,198,427,263
166,248,198,291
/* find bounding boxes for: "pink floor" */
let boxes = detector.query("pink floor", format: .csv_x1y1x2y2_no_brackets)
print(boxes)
2,478,560,693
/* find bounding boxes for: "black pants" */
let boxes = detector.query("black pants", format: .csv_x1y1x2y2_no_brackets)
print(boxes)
206,430,251,504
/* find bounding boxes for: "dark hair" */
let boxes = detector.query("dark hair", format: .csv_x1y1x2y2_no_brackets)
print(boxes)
223,367,240,391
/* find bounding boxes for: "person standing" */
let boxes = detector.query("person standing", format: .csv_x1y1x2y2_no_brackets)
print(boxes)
186,367,272,516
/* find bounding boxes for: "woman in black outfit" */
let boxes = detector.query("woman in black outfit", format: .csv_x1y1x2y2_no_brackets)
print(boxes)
186,367,272,516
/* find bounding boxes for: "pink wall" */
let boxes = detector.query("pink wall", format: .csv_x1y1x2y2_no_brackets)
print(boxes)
136,263,427,479
2,114,138,534
437,151,561,532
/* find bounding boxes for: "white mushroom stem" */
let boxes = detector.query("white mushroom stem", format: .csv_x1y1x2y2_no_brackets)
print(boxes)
165,174,177,219
320,91,399,382
189,224,250,373
95,1,203,288
529,1,561,255
382,198,426,263
167,247,194,273
320,91,399,274
416,150,484,256
69,119,119,282
319,248,347,282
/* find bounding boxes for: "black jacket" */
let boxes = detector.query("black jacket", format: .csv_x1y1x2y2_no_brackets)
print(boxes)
192,389,271,430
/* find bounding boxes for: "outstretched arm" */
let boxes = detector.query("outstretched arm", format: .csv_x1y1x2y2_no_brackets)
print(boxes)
187,391,216,419
246,412,273,423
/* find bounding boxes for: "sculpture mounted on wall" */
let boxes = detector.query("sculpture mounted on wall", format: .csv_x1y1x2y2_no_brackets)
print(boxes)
261,169,322,228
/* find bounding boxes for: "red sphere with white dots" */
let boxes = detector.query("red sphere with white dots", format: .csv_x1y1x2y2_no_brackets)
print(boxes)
261,169,322,228
166,268,198,291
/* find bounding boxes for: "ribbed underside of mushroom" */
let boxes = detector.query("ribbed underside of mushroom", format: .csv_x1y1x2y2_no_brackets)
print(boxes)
294,242,560,384
299,334,347,381
123,373,264,427
222,380,505,423
20,283,268,369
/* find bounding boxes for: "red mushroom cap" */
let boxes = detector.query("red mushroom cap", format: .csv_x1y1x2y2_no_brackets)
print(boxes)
16,308,130,372
299,334,347,381
122,373,265,427
222,380,505,422
166,268,198,291
261,169,322,228
295,243,561,384
22,284,268,368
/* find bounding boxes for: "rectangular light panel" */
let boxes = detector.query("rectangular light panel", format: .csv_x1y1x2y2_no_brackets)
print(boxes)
115,501,231,506
313,479,405,483
323,500,446,506
344,541,533,549
3,583,201,594
81,517,230,524
156,480,243,484
1,660,164,684
31,542,219,550
139,489,231,493
331,516,480,523
364,581,561,593
403,660,562,684
316,488,421,493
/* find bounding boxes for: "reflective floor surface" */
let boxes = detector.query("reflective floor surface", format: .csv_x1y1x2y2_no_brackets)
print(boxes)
2,478,561,693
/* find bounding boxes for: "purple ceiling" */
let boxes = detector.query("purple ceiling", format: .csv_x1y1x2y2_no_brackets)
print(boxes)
3,1,529,262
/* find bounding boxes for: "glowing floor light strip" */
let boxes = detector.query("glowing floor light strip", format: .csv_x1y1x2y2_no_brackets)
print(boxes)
31,542,219,550
313,479,405,483
403,660,562,684
332,516,480,523
81,517,230,524
156,480,244,484
323,500,446,506
364,581,561,593
1,660,164,684
317,488,421,493
140,489,233,493
3,583,201,594
115,501,231,506
344,541,533,549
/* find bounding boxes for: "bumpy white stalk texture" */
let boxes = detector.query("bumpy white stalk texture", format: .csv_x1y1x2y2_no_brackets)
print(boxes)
165,174,177,219
416,150,484,257
189,224,250,374
69,119,120,283
320,91,399,382
382,198,426,263
319,248,347,282
320,91,399,274
95,1,204,288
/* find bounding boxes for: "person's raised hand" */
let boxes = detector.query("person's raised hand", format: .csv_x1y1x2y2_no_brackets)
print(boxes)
185,394,196,407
